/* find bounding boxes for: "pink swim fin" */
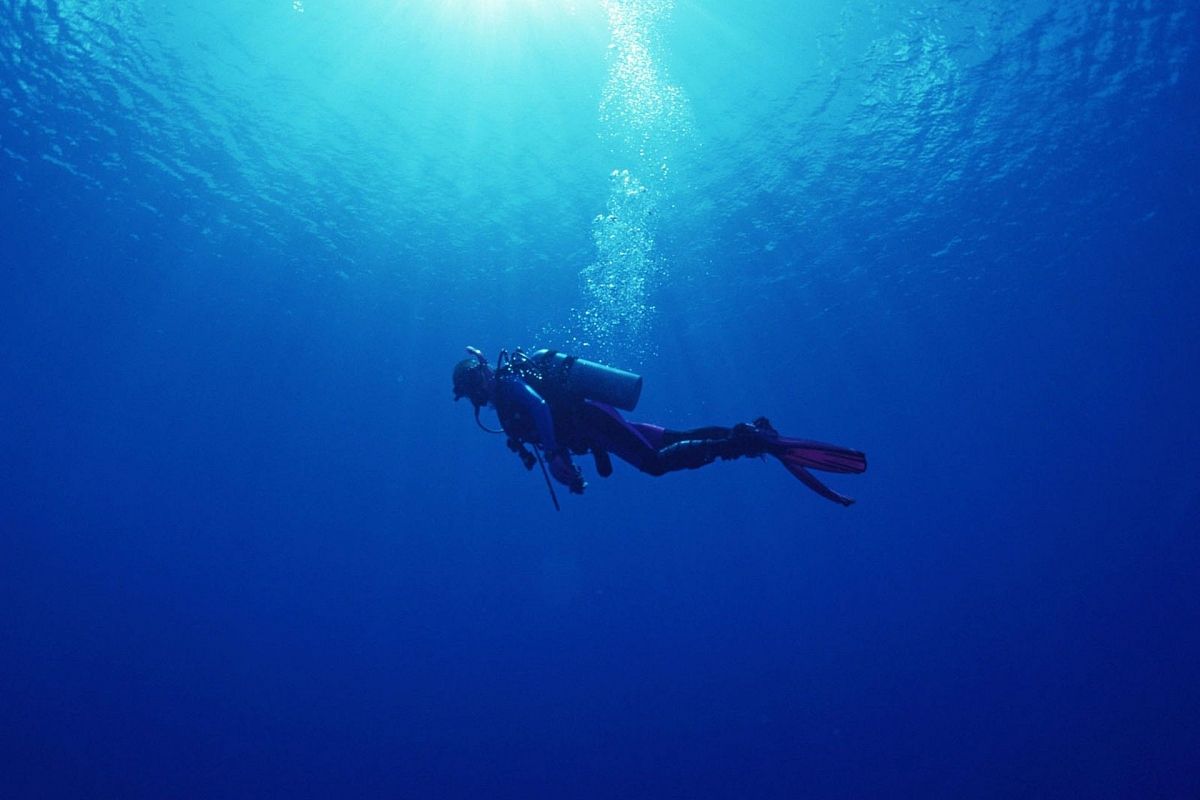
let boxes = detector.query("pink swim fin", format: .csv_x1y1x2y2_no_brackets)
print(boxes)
751,419,866,506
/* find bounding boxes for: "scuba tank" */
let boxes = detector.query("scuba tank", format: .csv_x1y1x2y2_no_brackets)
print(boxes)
529,349,643,411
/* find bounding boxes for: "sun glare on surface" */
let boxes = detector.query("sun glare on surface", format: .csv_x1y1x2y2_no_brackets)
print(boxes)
433,0,582,28
389,0,595,64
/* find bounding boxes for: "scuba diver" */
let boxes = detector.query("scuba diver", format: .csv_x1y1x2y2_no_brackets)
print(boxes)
452,346,867,508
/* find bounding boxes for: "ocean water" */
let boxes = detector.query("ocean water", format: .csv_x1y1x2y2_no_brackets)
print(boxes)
2,0,1198,797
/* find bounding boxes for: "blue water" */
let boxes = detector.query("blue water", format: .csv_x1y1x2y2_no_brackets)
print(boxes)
3,0,1198,796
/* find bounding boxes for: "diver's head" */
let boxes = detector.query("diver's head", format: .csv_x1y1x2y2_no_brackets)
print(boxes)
452,347,493,409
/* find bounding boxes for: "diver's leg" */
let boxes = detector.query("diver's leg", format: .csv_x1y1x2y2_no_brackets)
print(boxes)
580,402,665,474
580,403,746,476
656,425,734,446
581,411,756,477
652,423,776,473
585,404,865,500
652,417,867,503
589,407,772,475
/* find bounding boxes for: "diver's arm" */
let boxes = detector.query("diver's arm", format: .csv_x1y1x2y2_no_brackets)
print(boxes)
497,376,561,454
496,376,584,493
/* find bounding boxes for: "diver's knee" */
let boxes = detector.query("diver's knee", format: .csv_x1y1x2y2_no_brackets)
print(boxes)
640,459,669,477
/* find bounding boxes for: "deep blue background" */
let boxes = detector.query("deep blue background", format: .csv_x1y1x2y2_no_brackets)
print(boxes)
3,1,1198,797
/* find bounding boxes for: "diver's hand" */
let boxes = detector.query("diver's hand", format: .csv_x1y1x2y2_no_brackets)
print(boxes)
548,451,586,495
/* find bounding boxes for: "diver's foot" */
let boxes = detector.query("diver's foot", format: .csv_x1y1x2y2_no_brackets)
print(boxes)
729,418,781,458
751,417,779,439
